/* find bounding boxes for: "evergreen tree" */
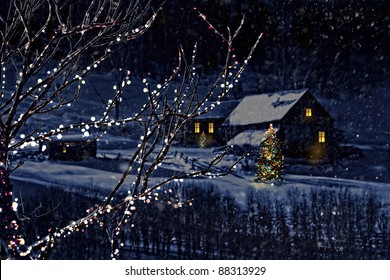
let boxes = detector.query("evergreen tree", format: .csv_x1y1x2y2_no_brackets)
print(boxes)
198,132,208,148
257,124,284,181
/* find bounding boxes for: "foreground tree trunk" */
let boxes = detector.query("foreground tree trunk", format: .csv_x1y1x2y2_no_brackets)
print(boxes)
0,128,30,258
0,1,261,259
0,0,158,259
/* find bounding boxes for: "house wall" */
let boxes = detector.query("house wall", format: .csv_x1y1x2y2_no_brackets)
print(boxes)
280,92,334,160
180,119,225,147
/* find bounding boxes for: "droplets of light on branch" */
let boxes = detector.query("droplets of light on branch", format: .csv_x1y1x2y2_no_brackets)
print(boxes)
12,198,18,211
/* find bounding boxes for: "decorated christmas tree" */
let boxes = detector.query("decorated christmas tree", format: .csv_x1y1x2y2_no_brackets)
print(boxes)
257,124,284,182
198,131,208,148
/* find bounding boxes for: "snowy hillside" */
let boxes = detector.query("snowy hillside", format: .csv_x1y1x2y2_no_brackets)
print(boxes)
4,63,388,261
11,134,390,209
10,69,389,188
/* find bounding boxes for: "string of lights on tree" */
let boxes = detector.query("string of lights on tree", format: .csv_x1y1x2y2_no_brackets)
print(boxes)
0,0,163,259
257,124,284,182
1,2,262,259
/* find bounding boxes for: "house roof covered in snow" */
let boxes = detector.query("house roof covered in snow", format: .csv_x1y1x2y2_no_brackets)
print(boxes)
224,89,308,126
227,130,268,146
46,134,95,142
195,100,239,120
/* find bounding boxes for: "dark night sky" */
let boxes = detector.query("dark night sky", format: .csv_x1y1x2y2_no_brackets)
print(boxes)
1,0,388,95
130,0,389,96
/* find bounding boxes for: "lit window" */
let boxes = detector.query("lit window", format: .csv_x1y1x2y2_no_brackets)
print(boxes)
318,131,325,143
62,146,67,154
194,122,200,133
306,108,312,117
208,122,214,133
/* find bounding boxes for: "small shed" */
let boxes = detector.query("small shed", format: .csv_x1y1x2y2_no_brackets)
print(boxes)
40,135,97,161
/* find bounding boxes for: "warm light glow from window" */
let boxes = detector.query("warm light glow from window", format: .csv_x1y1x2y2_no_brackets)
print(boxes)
318,131,325,143
208,122,214,133
306,108,312,117
62,146,67,154
194,122,200,133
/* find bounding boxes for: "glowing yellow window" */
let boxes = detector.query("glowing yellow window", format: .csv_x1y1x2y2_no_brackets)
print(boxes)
194,122,200,134
208,122,214,133
62,146,67,154
318,131,326,143
306,108,312,117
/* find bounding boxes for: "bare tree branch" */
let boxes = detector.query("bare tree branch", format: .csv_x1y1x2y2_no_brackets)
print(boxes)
1,2,261,260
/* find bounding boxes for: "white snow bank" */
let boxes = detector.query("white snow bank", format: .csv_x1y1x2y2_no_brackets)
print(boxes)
227,130,266,147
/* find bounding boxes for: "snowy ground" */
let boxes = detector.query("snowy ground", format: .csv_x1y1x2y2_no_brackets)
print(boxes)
11,134,390,211
8,71,390,211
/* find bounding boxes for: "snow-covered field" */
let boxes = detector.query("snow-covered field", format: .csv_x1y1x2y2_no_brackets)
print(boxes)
6,71,389,261
11,134,390,211
8,71,389,210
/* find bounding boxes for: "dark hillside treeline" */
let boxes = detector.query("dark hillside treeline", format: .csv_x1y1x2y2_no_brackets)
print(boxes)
19,183,389,259
130,0,390,97
1,0,388,96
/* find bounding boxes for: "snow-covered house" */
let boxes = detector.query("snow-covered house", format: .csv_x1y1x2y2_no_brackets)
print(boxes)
225,89,334,160
40,135,97,161
179,89,334,160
